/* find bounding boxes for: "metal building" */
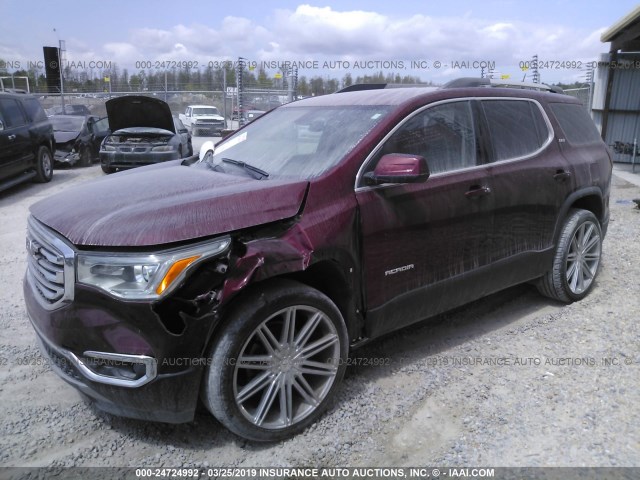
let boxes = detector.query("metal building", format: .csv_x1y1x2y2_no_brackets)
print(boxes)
592,5,640,163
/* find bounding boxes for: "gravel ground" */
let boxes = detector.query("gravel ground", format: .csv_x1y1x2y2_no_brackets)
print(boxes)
0,165,638,469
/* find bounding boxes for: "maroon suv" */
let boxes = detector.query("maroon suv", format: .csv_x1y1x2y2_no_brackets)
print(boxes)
24,81,611,441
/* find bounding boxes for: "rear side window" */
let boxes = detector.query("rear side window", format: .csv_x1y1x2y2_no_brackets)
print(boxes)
0,98,27,128
21,98,48,123
482,99,550,161
550,103,601,145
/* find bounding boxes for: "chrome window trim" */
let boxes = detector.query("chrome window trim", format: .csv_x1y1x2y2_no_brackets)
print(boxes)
354,96,555,193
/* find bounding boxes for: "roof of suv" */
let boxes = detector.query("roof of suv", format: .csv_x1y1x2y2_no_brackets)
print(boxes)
284,85,579,109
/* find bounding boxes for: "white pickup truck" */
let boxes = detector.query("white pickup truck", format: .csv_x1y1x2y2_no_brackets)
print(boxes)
178,105,226,136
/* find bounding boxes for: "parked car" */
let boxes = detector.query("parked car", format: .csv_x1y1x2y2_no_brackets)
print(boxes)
45,104,92,116
99,96,193,173
0,91,54,192
51,115,110,167
179,105,225,136
245,110,266,122
231,103,257,121
24,80,611,441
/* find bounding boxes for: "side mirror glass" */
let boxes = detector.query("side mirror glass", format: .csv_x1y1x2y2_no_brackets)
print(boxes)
364,153,430,185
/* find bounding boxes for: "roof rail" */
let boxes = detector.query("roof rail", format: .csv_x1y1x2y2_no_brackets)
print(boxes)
336,83,438,93
442,77,564,94
336,83,387,93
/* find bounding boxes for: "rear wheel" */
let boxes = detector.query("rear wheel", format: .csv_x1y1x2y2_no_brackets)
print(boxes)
537,209,602,303
202,280,348,441
34,146,53,183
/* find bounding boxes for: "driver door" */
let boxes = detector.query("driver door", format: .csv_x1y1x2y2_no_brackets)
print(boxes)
356,100,495,337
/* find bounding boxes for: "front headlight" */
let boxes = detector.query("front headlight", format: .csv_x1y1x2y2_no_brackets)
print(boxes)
77,237,230,299
151,145,176,152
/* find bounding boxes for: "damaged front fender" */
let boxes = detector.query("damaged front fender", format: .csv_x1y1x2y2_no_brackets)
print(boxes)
219,223,314,303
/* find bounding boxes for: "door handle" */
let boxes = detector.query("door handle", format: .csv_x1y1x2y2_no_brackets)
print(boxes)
465,185,491,198
8,135,16,141
553,170,571,182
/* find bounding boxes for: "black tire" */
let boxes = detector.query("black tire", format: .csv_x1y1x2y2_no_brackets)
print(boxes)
187,141,193,157
79,146,91,167
101,164,116,174
34,146,53,183
537,209,602,303
201,279,348,442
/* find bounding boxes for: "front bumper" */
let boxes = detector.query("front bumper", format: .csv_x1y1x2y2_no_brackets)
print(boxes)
193,123,224,135
23,276,210,423
100,150,180,170
54,150,79,165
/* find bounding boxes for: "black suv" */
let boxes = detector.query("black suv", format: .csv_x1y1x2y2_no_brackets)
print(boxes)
0,91,54,192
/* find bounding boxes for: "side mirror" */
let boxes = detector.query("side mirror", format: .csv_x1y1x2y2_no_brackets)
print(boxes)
364,153,430,185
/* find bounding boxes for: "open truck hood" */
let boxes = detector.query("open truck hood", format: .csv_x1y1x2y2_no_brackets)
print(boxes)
30,162,309,247
105,95,175,133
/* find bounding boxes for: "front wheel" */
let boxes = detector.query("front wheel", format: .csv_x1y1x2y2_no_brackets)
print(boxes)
34,146,53,183
537,209,602,303
101,164,116,174
202,280,348,441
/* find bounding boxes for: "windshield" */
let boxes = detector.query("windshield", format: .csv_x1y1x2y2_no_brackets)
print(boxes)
51,116,86,132
199,105,391,179
193,107,219,115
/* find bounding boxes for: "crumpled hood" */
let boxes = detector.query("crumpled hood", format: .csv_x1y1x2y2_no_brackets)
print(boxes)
53,131,80,144
30,162,309,247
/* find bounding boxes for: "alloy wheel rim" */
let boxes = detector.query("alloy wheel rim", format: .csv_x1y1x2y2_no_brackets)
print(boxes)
43,153,52,176
233,306,340,430
565,220,601,294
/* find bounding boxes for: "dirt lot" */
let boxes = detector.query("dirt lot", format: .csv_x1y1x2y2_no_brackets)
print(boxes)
0,165,638,468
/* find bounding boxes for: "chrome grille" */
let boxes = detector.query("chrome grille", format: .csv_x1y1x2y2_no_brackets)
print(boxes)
26,216,75,309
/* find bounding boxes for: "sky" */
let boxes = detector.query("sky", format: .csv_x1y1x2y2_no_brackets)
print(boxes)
1,0,638,84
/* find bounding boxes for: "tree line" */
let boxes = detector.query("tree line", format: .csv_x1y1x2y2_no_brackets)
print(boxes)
0,60,431,95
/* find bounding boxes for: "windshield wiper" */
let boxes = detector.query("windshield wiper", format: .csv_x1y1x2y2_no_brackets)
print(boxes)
221,158,269,179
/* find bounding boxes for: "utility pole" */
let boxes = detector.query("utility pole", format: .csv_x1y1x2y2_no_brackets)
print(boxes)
54,28,65,110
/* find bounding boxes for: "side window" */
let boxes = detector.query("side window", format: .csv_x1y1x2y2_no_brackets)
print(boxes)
482,99,549,161
367,100,477,177
0,99,27,128
549,103,601,145
93,117,109,132
21,98,48,123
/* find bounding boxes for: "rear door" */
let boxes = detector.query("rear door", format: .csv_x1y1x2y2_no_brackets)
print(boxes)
479,98,571,284
0,97,32,178
356,99,495,336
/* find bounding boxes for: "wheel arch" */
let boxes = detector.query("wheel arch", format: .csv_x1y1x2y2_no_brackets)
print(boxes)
553,187,604,243
281,259,362,342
